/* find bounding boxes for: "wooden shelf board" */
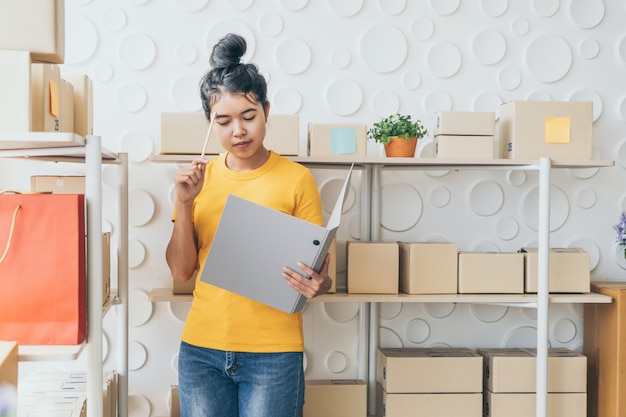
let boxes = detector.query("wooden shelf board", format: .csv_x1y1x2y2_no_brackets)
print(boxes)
148,287,612,305
0,132,118,162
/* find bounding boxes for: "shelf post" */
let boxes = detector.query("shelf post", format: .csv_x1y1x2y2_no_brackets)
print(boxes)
86,135,104,417
536,157,551,417
116,153,129,417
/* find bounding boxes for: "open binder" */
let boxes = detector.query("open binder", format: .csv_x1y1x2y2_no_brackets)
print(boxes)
200,165,353,313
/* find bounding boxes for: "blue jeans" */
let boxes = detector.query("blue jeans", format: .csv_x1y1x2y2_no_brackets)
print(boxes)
178,341,304,417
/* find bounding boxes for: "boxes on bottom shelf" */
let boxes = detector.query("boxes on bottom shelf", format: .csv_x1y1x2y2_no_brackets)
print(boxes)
303,379,366,417
0,341,18,417
477,347,587,393
584,281,626,417
522,247,590,293
376,347,483,394
458,252,524,294
484,390,587,417
307,123,367,157
498,100,593,160
399,242,457,294
171,385,180,417
433,135,494,159
347,241,399,294
378,386,482,417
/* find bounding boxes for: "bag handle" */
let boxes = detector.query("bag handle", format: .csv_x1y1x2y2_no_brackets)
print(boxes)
0,204,21,264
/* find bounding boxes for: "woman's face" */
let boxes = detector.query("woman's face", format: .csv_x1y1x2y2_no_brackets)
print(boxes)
211,92,270,171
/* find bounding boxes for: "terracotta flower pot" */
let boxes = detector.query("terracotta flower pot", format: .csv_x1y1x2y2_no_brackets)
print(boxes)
384,136,418,157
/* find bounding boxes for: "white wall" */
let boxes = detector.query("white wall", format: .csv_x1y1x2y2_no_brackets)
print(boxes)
7,0,626,416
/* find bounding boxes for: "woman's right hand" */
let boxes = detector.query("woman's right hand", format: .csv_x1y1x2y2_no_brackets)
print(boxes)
174,158,208,204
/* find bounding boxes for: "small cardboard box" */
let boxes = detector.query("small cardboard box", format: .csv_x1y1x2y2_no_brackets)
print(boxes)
377,347,483,394
433,111,495,136
307,123,367,157
458,252,524,294
171,385,180,417
160,111,217,155
483,390,587,417
63,74,94,137
0,341,18,417
59,79,74,133
347,241,399,294
584,282,626,417
0,0,65,64
31,63,62,132
303,379,366,417
0,50,32,132
434,135,493,159
380,388,482,417
264,114,299,156
522,247,590,293
498,101,593,160
399,242,458,294
477,347,587,393
30,175,86,194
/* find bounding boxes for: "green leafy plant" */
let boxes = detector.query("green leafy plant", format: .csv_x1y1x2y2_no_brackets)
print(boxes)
367,114,428,145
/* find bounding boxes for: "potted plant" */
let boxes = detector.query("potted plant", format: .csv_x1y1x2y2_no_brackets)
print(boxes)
367,113,428,157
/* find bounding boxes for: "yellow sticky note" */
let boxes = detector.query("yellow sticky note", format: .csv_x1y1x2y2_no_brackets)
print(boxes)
49,79,59,117
545,117,570,144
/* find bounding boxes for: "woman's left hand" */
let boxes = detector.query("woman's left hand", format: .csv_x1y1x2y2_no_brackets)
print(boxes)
282,253,333,299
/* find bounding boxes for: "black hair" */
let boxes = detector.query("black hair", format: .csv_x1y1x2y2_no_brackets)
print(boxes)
199,33,268,120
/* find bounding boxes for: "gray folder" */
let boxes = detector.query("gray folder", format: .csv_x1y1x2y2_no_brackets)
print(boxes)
200,165,353,313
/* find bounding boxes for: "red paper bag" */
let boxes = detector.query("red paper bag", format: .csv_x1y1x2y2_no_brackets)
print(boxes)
0,193,86,345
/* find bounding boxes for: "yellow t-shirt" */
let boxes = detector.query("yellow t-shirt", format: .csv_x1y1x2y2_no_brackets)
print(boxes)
179,151,323,352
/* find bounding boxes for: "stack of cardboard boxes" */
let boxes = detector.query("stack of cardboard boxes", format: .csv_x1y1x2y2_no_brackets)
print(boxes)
432,111,495,159
0,0,93,137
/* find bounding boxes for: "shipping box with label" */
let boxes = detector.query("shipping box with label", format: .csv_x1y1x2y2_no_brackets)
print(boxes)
307,123,367,157
201,166,352,313
498,101,592,160
522,247,590,293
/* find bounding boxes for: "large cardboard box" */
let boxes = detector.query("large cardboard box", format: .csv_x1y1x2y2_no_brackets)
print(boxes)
458,252,524,294
303,379,366,417
522,247,590,293
0,341,18,417
478,347,587,393
434,135,493,159
0,0,65,64
31,63,62,132
307,123,367,157
264,114,299,156
484,390,587,417
347,241,399,294
0,50,32,132
433,111,495,136
399,242,457,294
379,386,482,417
584,281,626,417
377,347,483,394
498,101,593,160
63,74,94,137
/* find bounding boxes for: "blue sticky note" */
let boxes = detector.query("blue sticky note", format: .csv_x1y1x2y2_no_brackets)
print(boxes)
330,128,357,154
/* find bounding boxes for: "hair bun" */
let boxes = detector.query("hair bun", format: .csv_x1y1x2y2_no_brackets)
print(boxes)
209,33,247,69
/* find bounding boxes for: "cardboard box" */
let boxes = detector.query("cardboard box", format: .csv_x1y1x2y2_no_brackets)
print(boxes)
379,386,482,417
399,242,458,294
433,111,495,136
102,232,111,306
434,135,493,159
377,348,483,394
30,175,86,194
63,74,94,137
307,123,367,157
584,282,626,417
59,79,74,133
0,341,18,417
303,379,366,417
498,101,593,160
171,385,180,417
31,63,62,132
522,247,590,293
0,50,32,132
173,271,197,295
0,0,65,64
478,347,587,393
347,241,399,294
264,114,299,155
484,390,586,417
458,252,524,294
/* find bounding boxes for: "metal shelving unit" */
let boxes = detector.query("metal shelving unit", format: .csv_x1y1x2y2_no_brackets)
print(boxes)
0,133,129,417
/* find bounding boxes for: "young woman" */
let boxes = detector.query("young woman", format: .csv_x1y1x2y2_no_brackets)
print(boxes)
166,33,332,417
